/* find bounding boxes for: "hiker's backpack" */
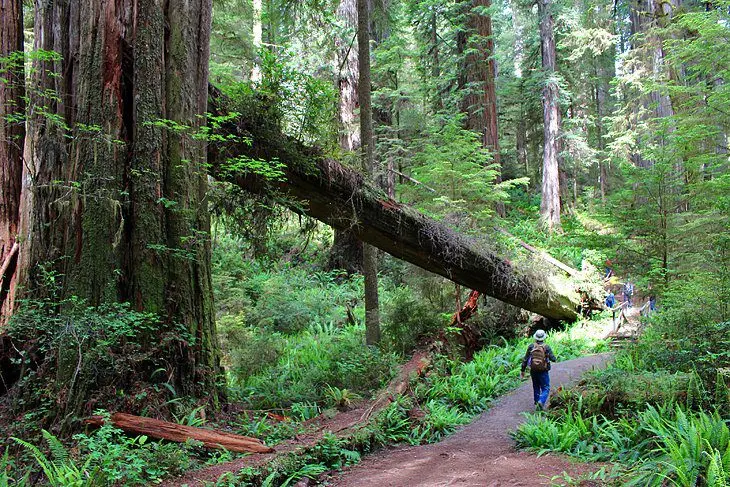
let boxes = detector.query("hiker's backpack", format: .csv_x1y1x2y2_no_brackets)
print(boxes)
530,344,549,372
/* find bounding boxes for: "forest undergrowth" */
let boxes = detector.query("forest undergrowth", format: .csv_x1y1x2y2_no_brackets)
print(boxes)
514,280,730,486
0,204,613,486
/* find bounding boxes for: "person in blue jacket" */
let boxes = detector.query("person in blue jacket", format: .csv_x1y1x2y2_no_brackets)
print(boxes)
520,330,557,410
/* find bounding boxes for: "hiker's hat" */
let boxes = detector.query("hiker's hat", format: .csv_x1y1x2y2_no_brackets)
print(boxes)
534,329,546,342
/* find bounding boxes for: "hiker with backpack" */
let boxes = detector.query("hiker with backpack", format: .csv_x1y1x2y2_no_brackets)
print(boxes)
520,329,557,410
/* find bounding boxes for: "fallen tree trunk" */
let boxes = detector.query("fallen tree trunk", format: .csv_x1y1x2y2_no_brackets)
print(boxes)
85,413,274,454
208,88,581,322
360,350,431,422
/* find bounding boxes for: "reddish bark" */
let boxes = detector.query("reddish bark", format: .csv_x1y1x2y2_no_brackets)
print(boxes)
0,0,24,323
451,290,481,326
86,413,274,453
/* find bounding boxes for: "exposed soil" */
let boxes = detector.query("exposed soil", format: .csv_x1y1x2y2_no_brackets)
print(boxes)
161,352,432,486
327,353,614,487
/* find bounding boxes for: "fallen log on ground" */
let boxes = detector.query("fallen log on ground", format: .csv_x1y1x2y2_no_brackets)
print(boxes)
85,413,274,453
360,350,431,422
208,88,582,322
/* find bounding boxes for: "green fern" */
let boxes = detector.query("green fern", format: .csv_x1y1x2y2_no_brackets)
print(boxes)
12,431,101,487
43,430,70,466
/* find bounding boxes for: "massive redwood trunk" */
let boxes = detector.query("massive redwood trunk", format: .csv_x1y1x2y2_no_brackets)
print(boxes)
14,0,221,401
538,0,562,231
462,0,501,170
0,0,24,323
208,92,582,321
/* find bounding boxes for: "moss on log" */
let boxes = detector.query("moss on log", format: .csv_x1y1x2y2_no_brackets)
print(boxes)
208,87,581,322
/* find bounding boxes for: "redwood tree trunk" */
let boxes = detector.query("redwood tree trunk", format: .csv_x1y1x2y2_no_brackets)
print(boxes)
0,0,24,323
358,0,381,345
17,0,221,401
328,0,364,275
461,0,504,216
538,0,561,231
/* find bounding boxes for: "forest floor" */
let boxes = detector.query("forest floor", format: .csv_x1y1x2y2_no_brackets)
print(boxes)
165,305,643,486
325,353,614,487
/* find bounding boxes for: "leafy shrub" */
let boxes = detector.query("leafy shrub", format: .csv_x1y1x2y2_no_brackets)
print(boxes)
5,298,197,424
235,325,399,409
550,367,692,418
382,286,445,354
515,403,730,487
9,419,199,487
219,316,285,382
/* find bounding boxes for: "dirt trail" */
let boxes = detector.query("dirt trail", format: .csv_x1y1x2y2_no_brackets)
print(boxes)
328,353,613,487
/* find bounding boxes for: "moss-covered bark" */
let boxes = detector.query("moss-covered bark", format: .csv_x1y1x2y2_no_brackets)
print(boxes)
208,92,582,322
15,0,221,405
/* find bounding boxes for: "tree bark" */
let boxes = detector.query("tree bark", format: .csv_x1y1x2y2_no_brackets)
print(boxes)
207,94,582,321
358,0,380,345
86,413,274,453
538,0,562,231
17,0,221,401
0,0,24,324
461,0,504,217
328,0,364,275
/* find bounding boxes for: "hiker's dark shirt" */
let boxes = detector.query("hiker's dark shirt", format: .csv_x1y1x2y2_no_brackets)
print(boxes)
521,343,557,372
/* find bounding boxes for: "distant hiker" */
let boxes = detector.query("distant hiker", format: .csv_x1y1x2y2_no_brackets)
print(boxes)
605,290,617,326
647,284,657,313
623,280,634,308
604,259,613,279
520,330,557,410
605,291,615,309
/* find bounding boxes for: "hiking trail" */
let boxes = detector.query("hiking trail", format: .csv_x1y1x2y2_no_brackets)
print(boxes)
166,305,645,486
326,353,613,487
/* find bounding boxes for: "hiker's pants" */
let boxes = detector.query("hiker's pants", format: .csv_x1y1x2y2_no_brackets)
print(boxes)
530,370,550,406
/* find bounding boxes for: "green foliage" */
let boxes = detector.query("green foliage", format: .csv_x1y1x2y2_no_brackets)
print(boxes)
234,324,399,409
516,403,730,487
381,286,444,354
5,297,196,425
9,419,201,487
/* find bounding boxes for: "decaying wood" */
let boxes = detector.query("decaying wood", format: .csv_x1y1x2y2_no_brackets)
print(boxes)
85,413,274,454
451,289,481,326
360,350,431,422
208,87,582,322
448,290,481,360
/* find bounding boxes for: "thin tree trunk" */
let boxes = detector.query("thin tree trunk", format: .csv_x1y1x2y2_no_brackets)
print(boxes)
358,0,380,345
0,0,24,324
538,0,561,231
251,0,263,82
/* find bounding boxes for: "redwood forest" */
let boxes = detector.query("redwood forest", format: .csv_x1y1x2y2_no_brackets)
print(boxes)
0,0,729,484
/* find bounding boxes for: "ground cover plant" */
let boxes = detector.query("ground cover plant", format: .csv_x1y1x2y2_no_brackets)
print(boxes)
203,318,609,485
514,281,730,486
